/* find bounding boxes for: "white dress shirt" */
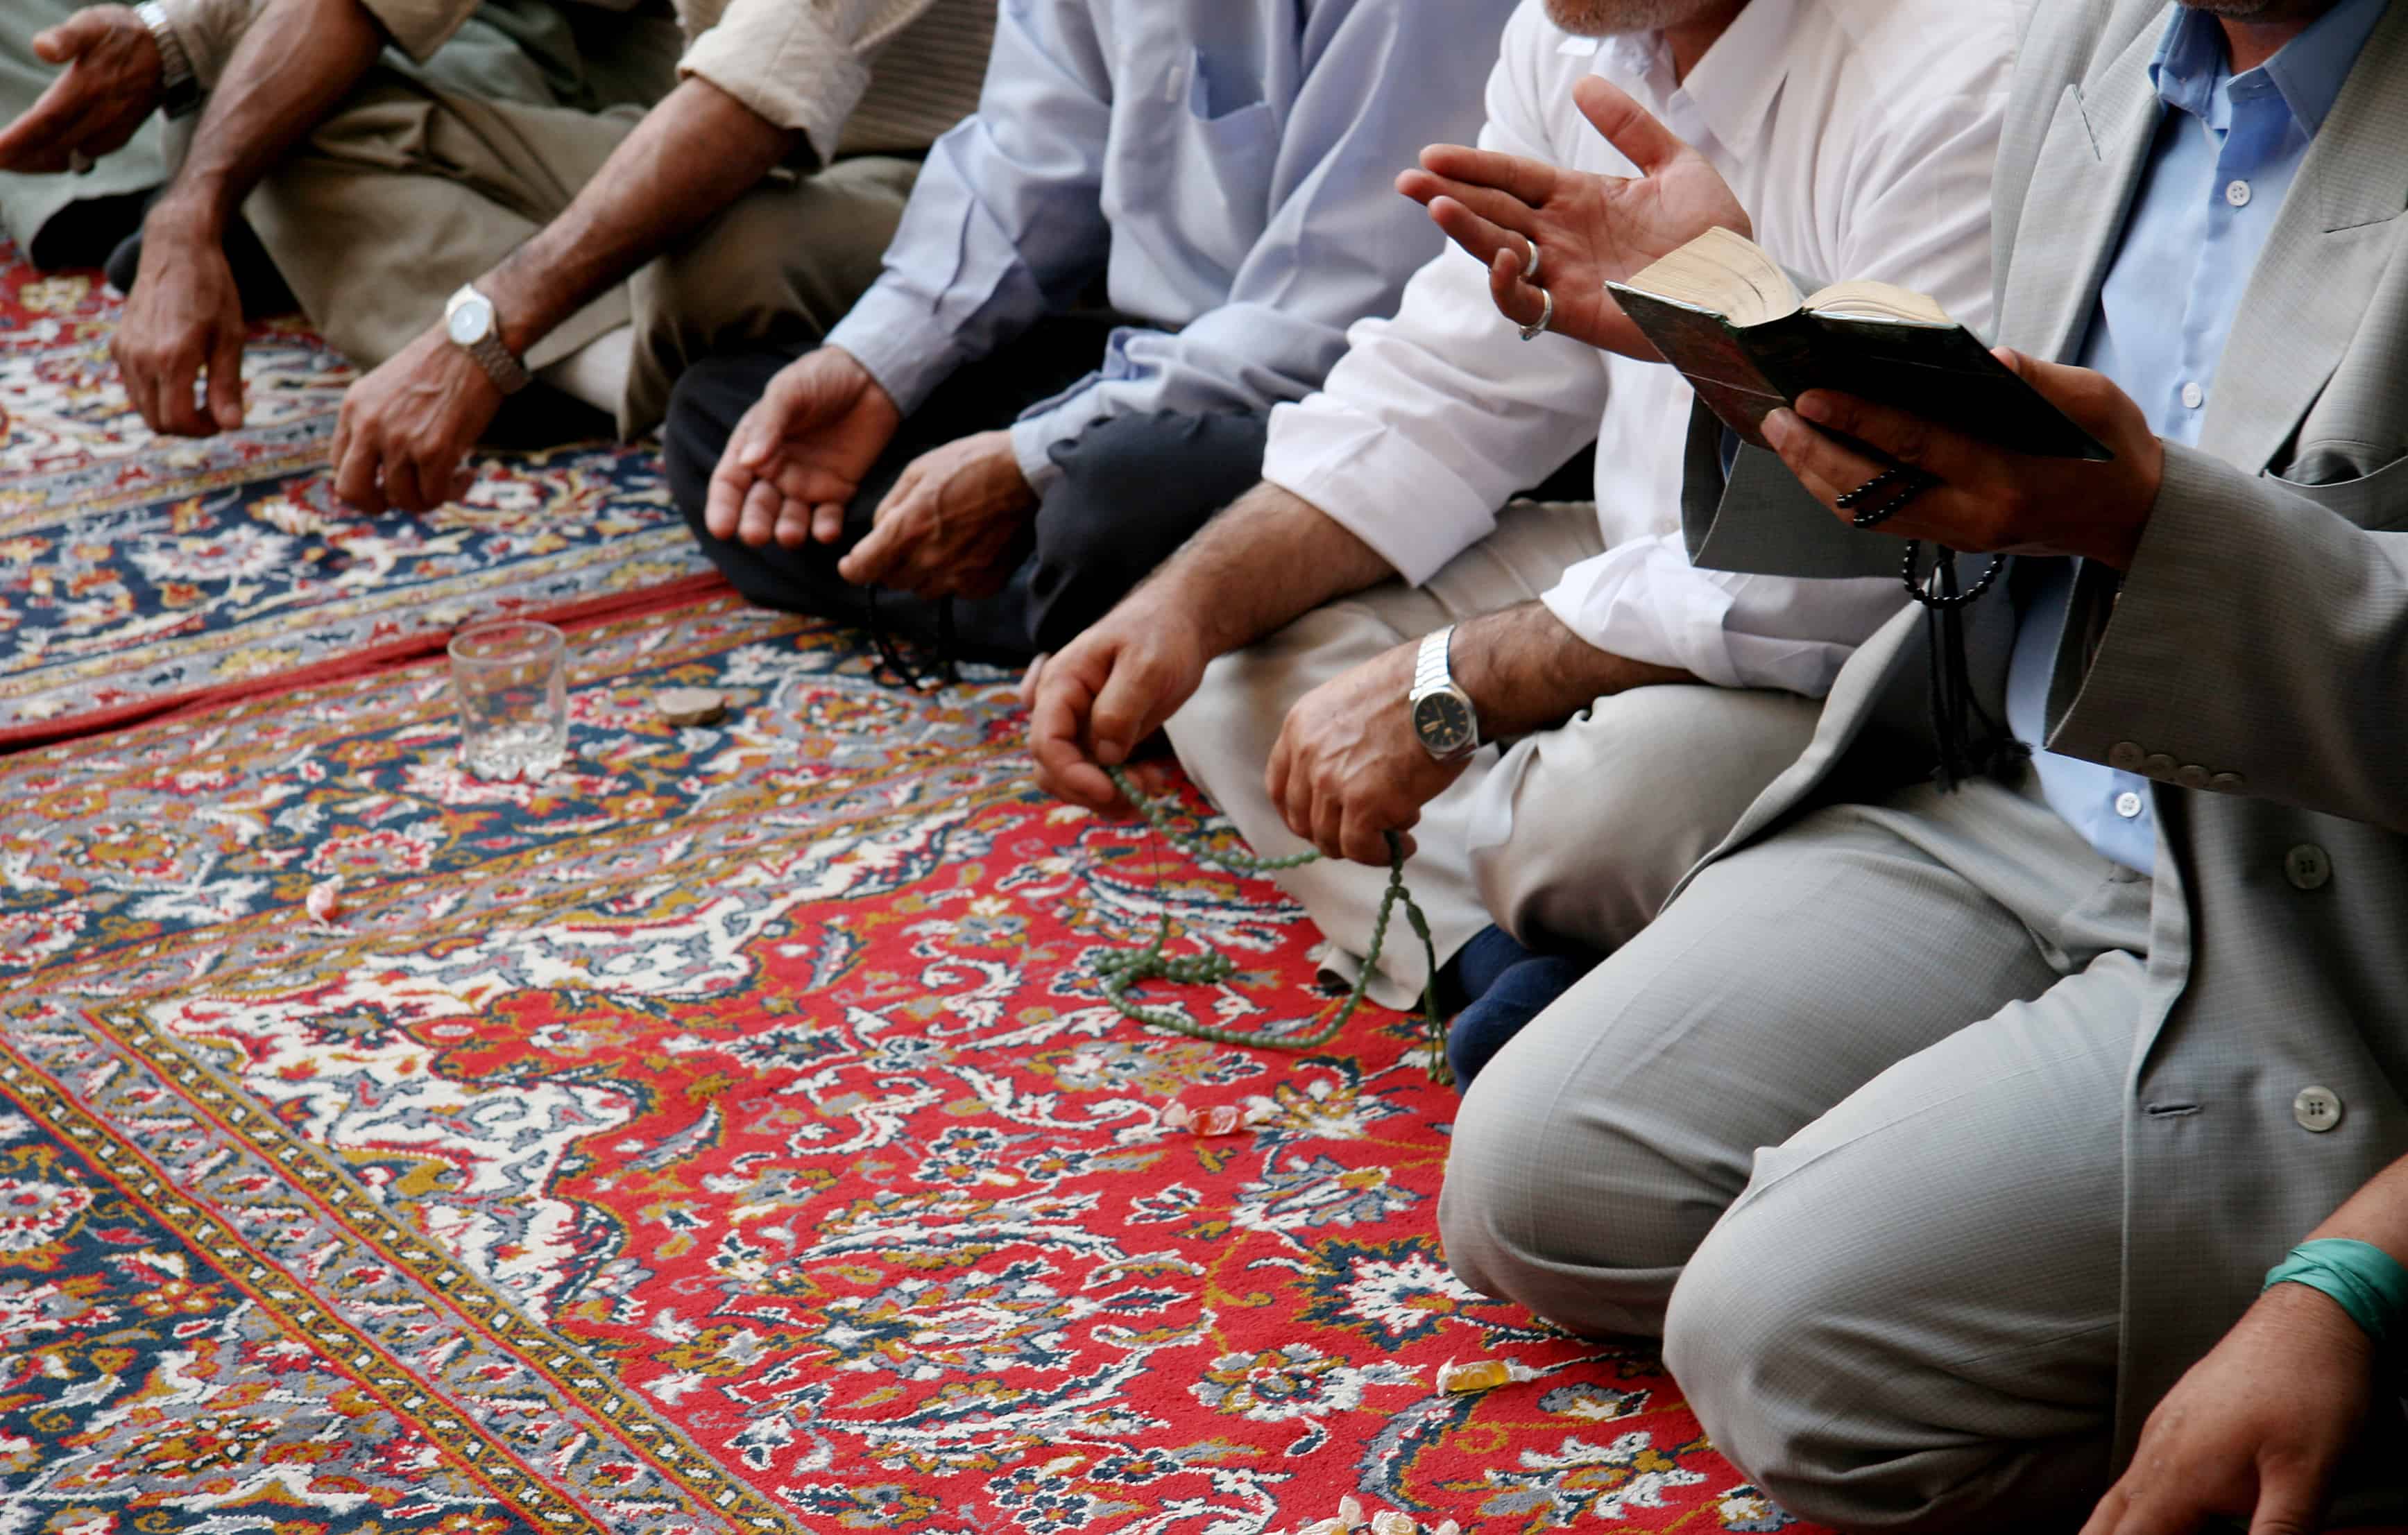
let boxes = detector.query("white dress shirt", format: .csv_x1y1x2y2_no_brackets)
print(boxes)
1263,0,2025,696
822,0,1520,495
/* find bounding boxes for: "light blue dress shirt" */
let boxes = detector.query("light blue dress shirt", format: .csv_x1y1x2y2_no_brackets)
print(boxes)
2008,0,2387,875
821,0,1515,495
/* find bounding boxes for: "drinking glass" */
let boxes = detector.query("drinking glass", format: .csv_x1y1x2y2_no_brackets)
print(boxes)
449,619,567,780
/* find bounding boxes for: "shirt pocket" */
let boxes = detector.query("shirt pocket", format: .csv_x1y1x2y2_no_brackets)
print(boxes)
1170,47,1279,266
2266,445,2408,531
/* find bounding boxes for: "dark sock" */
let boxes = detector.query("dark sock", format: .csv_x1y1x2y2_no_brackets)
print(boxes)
1446,948,1597,1090
1435,923,1540,1015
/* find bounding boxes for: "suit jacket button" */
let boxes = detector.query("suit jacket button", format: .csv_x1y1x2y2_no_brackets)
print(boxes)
2144,753,2177,778
2176,764,2211,789
2209,772,2246,794
2294,1086,2343,1133
2109,741,2145,771
2285,845,2332,891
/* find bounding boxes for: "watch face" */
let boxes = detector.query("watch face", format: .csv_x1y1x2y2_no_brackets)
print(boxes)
447,295,495,346
1412,690,1475,755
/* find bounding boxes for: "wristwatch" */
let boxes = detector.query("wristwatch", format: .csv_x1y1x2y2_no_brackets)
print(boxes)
444,284,533,395
1408,625,1481,762
135,1,202,119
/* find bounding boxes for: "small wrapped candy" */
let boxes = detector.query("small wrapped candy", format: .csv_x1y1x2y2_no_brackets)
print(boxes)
1197,1104,1246,1136
305,878,344,925
1163,1101,1197,1131
1435,1357,1515,1394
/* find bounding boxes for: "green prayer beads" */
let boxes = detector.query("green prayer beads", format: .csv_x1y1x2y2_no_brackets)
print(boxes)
1096,766,1451,1083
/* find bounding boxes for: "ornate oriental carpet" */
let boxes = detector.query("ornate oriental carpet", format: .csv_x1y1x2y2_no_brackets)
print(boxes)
0,247,713,747
0,592,1812,1534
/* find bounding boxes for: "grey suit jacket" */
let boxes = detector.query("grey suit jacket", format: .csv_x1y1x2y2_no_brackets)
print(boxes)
1682,0,2408,1464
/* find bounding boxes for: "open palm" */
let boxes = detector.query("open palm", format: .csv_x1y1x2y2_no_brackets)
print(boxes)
706,347,901,549
1399,76,1750,359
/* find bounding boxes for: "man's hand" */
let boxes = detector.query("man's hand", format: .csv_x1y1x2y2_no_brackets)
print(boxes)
1267,638,1471,866
0,8,164,175
706,347,901,549
2081,1283,2374,1535
1397,76,1750,358
330,327,500,514
1761,350,2168,570
1029,599,1215,814
838,430,1036,599
112,205,246,436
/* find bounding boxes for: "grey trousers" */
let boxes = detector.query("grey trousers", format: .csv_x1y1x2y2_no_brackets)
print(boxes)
1441,773,2164,1530
1165,499,1823,1007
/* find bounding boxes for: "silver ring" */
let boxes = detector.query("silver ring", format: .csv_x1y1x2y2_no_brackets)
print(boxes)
67,148,94,176
1523,240,1542,284
1518,286,1555,342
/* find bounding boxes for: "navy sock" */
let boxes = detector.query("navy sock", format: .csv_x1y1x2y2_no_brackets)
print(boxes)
1446,952,1595,1089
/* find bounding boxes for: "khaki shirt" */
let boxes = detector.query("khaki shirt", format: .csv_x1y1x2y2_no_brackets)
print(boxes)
159,0,992,164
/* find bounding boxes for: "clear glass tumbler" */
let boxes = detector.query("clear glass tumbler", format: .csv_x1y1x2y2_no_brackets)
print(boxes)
449,619,567,780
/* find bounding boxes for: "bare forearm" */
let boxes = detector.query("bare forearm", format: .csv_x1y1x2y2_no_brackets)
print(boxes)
1152,481,1398,655
2304,1153,2408,1264
483,77,798,355
1453,601,1693,739
151,0,382,239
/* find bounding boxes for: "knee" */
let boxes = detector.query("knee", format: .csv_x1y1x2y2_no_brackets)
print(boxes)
1435,1000,1709,1339
1662,1208,1960,1534
663,359,751,530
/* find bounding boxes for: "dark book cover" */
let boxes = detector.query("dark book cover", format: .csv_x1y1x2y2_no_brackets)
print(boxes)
1611,284,2114,462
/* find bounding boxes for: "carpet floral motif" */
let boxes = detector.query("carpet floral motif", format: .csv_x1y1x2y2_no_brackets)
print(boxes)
0,248,710,740
0,595,1818,1533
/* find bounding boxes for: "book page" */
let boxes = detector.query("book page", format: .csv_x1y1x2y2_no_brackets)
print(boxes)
1623,227,1804,327
1803,280,1952,325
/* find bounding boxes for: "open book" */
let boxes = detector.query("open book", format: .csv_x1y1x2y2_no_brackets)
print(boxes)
1607,228,2112,461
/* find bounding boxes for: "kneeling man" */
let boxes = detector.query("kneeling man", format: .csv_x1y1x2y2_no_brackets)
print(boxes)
1443,0,2408,1527
1032,0,2020,1079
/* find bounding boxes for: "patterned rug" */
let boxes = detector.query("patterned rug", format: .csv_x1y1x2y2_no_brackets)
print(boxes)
0,247,713,746
0,591,1812,1534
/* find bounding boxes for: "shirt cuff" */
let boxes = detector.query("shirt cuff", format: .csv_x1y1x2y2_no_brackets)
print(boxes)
1262,397,1495,588
823,281,973,420
352,0,472,62
1539,539,1886,698
677,0,869,166
1009,413,1070,497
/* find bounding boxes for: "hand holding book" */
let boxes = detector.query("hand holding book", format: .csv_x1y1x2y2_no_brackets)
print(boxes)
1399,76,1752,360
1763,352,2167,572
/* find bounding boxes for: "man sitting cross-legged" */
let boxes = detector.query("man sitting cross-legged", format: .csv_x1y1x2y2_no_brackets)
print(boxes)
661,0,1522,674
1437,0,2408,1527
0,0,991,488
1030,0,2022,1081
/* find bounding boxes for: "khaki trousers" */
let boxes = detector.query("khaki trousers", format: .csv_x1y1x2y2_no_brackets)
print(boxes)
239,21,915,434
1163,500,1823,1008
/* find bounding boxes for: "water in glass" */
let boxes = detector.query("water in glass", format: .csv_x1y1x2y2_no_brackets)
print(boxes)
450,619,567,780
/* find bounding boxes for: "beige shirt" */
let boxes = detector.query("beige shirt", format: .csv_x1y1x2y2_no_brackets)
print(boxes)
158,0,993,165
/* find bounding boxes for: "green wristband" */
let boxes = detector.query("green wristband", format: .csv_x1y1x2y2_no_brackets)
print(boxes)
2263,1238,2408,1354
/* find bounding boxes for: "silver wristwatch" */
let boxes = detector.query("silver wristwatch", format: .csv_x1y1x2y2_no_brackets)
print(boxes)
444,284,533,395
135,1,202,119
1408,625,1480,762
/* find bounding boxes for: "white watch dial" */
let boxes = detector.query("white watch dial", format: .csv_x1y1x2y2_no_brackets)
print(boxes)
447,295,495,347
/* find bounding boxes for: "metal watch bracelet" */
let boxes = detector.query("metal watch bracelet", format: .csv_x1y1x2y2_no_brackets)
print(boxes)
135,1,203,119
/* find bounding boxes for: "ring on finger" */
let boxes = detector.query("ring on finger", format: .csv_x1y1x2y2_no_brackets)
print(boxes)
1523,239,1543,284
1518,287,1556,343
67,148,94,175
1836,466,1938,529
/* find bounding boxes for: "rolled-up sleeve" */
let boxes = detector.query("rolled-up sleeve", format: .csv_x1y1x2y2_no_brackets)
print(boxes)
680,0,931,166
1007,0,1512,494
823,0,1111,418
155,0,266,87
